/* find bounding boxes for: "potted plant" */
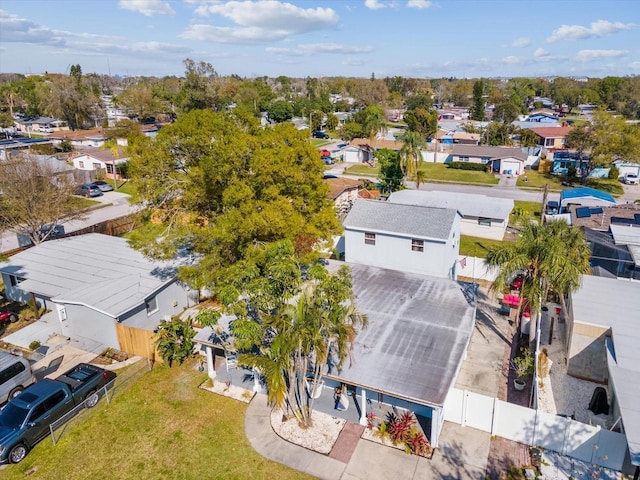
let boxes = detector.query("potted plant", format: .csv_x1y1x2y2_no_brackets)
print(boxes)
511,348,534,391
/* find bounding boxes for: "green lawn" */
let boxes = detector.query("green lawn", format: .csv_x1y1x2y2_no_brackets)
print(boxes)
510,200,542,226
68,197,101,210
344,162,499,185
2,360,310,480
459,235,504,258
115,180,136,196
516,169,624,195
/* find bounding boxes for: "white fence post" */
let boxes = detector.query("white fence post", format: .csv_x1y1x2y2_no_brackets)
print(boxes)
462,389,468,427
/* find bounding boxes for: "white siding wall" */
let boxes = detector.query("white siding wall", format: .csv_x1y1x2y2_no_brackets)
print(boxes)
345,216,460,279
59,302,120,349
73,155,106,171
460,217,506,240
121,281,191,331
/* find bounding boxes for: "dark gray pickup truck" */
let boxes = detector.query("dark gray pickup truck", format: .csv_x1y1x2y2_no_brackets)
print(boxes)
0,363,116,464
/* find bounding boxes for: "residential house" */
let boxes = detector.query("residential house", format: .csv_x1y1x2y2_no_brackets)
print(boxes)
343,199,461,279
50,128,106,148
71,146,129,179
350,137,404,152
388,190,513,240
0,138,54,160
449,144,528,175
613,160,640,180
14,117,68,134
194,261,477,449
531,126,573,152
0,234,192,355
559,187,616,209
324,176,360,217
341,143,374,163
551,151,590,176
525,111,559,123
436,130,480,146
565,275,640,470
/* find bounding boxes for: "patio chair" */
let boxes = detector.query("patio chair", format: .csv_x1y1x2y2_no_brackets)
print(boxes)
225,350,237,373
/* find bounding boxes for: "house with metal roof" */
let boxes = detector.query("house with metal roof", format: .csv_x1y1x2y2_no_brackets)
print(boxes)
449,144,528,175
0,234,192,353
566,275,640,471
560,187,616,208
343,199,461,279
388,190,513,240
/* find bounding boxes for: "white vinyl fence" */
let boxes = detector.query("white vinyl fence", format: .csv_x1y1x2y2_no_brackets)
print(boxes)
457,256,498,282
443,388,627,471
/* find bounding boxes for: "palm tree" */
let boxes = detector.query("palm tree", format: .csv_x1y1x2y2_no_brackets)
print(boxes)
238,267,367,428
399,131,425,187
486,220,590,344
363,105,387,151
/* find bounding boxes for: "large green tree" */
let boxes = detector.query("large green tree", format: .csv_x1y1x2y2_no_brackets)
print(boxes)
127,109,341,293
470,80,486,121
377,148,404,194
486,221,590,344
399,131,426,188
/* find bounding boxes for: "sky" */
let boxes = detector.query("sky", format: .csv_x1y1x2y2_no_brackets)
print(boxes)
0,0,639,79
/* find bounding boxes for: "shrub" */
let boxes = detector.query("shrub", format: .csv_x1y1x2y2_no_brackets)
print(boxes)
29,340,41,351
449,161,487,171
608,164,620,180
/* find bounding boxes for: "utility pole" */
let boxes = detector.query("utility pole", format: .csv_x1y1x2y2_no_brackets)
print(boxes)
540,183,549,224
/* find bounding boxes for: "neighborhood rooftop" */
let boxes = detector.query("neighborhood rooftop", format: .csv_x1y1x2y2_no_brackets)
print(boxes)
0,234,182,318
388,190,514,221
325,262,476,407
449,144,528,161
560,187,616,206
343,199,458,241
571,275,640,466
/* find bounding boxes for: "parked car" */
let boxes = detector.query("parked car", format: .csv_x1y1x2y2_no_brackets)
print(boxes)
321,156,335,165
16,224,65,248
312,131,330,139
623,173,639,185
0,352,36,405
0,363,116,464
91,181,114,192
76,183,103,197
319,149,331,157
0,310,18,325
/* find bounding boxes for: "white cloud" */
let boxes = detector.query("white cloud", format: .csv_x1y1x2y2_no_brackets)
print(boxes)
267,43,373,56
629,61,640,70
575,49,629,62
342,57,368,66
510,37,531,48
365,0,386,10
502,56,524,65
118,0,175,16
547,20,634,43
407,0,432,9
533,48,549,58
187,0,338,43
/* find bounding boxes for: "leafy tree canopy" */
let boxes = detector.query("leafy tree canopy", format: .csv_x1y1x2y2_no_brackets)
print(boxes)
127,109,341,295
377,148,404,193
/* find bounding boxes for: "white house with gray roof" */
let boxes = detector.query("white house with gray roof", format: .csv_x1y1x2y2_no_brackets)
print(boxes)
449,144,528,175
343,199,461,279
388,190,514,240
0,234,192,351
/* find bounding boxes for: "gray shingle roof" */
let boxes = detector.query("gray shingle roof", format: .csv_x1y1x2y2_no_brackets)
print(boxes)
451,144,528,161
343,199,458,241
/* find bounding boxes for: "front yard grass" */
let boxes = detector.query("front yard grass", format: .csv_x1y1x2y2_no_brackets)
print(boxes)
2,359,311,480
516,169,624,195
459,235,504,258
343,162,499,185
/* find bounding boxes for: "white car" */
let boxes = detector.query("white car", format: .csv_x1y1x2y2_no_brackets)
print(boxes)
624,173,639,185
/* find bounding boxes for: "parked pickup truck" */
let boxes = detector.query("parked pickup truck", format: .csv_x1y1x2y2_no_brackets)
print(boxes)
0,363,116,464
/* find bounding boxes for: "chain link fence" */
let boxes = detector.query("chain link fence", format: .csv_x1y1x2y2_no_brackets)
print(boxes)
49,359,151,445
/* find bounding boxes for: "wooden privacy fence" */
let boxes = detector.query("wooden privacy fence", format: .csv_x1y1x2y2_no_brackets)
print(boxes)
116,323,163,364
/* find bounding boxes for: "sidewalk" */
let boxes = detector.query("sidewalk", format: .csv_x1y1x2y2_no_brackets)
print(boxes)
245,393,490,480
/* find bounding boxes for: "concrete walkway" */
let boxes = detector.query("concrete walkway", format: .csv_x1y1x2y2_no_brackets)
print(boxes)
245,393,491,480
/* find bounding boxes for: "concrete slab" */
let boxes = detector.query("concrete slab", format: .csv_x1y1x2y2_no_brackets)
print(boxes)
31,344,98,380
2,312,62,349
342,439,419,480
436,422,491,471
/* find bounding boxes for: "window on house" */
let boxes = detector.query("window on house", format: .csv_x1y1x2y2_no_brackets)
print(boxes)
9,275,25,287
478,217,491,227
364,232,376,245
459,156,469,162
92,163,101,170
106,164,115,174
146,296,158,315
411,239,424,252
79,161,84,168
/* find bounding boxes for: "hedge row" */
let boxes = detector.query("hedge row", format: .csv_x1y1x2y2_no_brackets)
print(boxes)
448,162,488,171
